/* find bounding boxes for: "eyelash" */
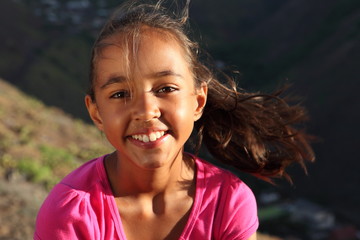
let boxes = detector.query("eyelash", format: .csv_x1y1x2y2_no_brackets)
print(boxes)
109,86,178,99
110,90,130,99
157,86,177,94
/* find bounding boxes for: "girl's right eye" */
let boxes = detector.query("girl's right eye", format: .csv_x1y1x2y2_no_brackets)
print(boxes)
110,90,130,99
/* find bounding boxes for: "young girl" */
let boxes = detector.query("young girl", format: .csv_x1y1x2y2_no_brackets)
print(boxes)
34,1,314,239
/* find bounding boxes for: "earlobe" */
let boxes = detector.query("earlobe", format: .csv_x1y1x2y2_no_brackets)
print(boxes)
194,83,208,121
85,95,104,131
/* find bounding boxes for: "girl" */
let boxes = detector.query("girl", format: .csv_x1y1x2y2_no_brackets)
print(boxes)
34,1,314,239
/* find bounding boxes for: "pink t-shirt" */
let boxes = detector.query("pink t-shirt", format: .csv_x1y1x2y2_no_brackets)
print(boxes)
34,155,258,240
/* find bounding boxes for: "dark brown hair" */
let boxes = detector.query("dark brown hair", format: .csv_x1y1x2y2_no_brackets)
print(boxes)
88,0,315,181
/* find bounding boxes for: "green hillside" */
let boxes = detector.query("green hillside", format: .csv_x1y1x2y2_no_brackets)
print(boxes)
0,78,114,239
0,79,112,189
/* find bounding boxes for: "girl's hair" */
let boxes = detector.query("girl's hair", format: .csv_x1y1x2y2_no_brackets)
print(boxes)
88,0,315,181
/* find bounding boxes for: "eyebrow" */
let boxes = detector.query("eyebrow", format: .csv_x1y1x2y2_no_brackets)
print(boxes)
100,75,127,89
99,70,183,89
153,70,184,79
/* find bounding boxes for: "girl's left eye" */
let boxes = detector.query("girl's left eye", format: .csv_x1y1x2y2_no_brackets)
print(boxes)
110,90,130,99
157,86,177,94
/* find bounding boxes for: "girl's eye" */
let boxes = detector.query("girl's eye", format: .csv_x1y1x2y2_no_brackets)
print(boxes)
157,86,177,94
110,90,130,99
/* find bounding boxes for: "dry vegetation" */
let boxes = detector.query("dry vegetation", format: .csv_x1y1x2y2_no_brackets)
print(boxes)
0,79,112,239
0,79,112,188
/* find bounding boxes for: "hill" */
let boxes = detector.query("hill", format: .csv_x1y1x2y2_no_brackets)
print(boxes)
243,0,360,221
0,79,113,239
190,0,360,225
0,79,112,188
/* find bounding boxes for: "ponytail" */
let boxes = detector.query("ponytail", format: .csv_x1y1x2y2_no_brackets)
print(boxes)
194,74,315,181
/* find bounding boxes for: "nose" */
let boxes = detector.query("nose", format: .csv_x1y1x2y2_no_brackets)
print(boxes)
132,91,161,121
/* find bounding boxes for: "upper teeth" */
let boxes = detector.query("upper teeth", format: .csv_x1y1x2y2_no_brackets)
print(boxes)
131,131,165,143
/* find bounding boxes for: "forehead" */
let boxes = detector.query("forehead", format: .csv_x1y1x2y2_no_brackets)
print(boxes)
93,28,194,91
93,27,192,84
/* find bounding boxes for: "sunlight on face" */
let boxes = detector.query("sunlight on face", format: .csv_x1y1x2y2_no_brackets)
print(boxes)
86,27,207,170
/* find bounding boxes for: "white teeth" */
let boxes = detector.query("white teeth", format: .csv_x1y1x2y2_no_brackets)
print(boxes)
143,135,149,143
149,133,157,142
131,131,165,143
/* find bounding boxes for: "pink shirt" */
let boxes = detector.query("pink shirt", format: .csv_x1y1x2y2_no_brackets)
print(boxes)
34,155,258,240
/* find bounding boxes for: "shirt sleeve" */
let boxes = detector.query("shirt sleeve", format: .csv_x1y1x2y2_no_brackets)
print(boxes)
34,184,97,240
217,175,259,240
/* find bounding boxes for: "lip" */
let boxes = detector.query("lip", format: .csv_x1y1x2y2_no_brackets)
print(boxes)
127,130,170,149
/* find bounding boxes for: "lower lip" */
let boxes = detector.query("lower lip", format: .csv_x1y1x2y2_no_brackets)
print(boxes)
127,133,170,149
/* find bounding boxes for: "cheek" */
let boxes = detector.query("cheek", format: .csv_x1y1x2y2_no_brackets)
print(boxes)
98,104,127,134
101,116,128,150
168,98,196,129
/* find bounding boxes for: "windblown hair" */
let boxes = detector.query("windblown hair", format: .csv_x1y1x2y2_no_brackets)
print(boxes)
88,0,315,181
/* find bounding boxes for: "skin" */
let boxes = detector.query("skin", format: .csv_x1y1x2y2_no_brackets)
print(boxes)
85,27,256,240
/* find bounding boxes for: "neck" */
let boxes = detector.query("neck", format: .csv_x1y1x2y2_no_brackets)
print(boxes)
105,151,195,198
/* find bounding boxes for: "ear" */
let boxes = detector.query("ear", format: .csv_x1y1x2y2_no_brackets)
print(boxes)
85,95,104,131
194,83,208,121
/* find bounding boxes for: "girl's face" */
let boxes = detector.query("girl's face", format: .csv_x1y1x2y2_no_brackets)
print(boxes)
86,28,207,170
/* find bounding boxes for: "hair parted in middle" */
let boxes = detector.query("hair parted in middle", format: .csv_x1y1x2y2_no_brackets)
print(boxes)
88,0,315,182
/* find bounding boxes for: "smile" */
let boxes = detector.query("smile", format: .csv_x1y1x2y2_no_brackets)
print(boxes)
131,131,166,143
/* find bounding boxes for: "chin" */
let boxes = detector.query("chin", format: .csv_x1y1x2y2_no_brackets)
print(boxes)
137,158,169,170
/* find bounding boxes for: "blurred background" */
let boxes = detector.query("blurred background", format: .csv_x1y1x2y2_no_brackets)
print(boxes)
0,0,359,239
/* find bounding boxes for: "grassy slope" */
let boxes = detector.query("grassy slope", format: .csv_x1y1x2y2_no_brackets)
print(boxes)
0,78,113,239
0,79,113,188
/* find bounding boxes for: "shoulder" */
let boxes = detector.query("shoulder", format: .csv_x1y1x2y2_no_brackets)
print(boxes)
196,156,256,201
195,157,259,239
61,155,107,190
34,155,109,239
196,157,250,192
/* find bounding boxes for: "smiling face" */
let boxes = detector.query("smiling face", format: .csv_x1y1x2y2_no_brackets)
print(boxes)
85,28,207,170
